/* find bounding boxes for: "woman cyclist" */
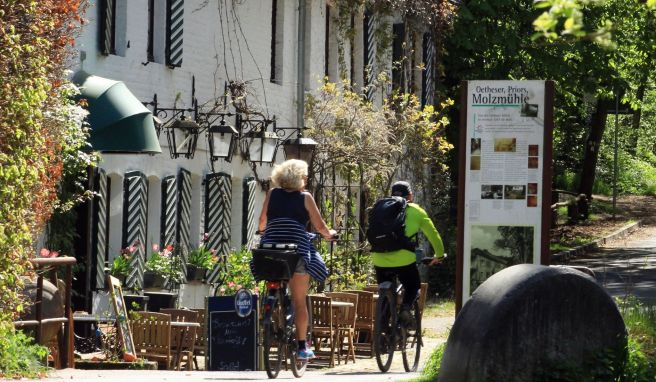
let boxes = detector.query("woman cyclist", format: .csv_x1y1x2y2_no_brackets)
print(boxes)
257,159,337,360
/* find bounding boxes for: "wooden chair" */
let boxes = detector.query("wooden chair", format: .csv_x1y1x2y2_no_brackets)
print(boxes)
309,295,337,367
130,312,172,369
344,290,375,357
190,308,206,370
160,308,198,371
325,292,358,364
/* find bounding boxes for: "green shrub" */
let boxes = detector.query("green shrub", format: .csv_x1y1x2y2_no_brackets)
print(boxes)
0,322,48,379
410,342,445,382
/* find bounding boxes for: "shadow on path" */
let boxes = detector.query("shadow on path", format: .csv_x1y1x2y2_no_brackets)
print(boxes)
571,246,656,304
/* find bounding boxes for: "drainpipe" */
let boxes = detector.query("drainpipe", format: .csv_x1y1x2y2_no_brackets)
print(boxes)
297,0,307,129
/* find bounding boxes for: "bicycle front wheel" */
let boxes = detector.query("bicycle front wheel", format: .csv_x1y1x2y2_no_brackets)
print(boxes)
402,300,422,372
374,289,396,372
263,290,285,379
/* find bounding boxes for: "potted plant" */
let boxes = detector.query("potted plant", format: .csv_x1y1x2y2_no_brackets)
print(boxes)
215,247,260,296
144,244,183,289
186,233,218,282
109,244,136,285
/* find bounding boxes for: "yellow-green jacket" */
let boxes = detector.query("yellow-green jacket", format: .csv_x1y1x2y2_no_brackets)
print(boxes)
371,202,445,267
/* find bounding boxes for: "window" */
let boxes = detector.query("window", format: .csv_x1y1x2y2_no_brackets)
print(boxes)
99,0,127,56
99,0,116,55
270,0,284,83
391,23,405,90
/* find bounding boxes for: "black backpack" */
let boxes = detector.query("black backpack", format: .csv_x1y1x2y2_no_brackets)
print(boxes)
366,196,416,252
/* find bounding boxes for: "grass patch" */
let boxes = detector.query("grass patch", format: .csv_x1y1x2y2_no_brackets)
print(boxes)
408,342,445,382
423,298,456,318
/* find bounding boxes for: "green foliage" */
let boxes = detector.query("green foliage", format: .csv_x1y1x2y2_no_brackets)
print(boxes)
595,117,656,196
145,244,184,284
410,342,445,382
109,244,136,278
188,233,218,270
618,296,656,378
0,322,48,379
216,247,260,296
0,0,90,326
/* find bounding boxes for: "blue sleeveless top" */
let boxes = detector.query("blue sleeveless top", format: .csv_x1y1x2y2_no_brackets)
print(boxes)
256,188,328,282
266,188,309,226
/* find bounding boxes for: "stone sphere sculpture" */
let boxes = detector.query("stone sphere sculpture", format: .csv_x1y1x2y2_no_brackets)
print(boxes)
439,264,626,382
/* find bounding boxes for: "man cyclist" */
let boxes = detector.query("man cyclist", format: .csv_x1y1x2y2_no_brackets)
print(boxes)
370,181,445,324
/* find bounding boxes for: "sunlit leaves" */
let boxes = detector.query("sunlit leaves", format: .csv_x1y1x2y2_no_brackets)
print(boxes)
532,0,614,45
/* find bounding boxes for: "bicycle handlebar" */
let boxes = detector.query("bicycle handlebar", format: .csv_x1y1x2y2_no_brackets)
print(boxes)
420,254,447,265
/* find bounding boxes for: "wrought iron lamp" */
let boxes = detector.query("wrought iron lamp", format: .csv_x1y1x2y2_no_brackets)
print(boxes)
274,123,318,164
143,93,200,159
237,114,279,164
165,116,201,159
207,115,238,162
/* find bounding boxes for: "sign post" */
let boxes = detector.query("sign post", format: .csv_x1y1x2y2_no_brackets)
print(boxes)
456,80,554,312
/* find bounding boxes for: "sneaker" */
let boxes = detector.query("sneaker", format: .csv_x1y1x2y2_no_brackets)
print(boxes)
297,347,316,360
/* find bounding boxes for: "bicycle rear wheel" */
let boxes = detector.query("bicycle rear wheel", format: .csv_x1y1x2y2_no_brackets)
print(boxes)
402,300,422,372
263,290,285,379
374,289,396,372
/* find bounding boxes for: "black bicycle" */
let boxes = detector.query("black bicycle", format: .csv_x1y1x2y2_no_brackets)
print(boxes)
252,243,310,379
374,257,435,373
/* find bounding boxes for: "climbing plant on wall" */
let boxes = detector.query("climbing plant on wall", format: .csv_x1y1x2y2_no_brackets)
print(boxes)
0,0,91,323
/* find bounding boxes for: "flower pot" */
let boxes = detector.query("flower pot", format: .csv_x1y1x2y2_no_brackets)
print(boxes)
143,271,167,289
186,265,206,282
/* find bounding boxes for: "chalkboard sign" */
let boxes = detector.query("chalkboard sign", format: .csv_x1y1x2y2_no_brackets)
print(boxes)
207,295,259,371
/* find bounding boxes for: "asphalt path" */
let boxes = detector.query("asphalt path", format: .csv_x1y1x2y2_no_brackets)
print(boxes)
570,225,656,304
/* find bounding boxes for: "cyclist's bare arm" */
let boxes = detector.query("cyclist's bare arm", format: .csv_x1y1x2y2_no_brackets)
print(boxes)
303,192,337,240
258,189,273,232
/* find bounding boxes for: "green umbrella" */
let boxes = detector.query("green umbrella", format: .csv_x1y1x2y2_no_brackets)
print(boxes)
73,71,161,154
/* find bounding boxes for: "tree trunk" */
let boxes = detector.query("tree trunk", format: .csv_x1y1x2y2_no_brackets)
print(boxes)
578,100,608,199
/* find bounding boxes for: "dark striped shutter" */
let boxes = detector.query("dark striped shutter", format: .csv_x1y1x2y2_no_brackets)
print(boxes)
122,171,148,290
99,0,116,55
422,33,435,106
176,169,192,282
242,177,256,246
92,169,110,289
204,173,232,284
363,9,376,101
160,175,178,247
166,0,184,67
392,23,405,90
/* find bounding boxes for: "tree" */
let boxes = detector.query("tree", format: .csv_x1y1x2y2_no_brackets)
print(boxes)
443,0,656,201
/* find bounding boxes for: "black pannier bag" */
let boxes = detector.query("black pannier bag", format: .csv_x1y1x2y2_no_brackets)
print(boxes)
251,243,300,281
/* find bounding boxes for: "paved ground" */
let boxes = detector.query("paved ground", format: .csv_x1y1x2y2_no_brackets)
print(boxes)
571,225,656,304
32,311,453,382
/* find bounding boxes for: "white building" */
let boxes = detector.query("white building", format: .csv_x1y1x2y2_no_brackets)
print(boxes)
73,0,436,309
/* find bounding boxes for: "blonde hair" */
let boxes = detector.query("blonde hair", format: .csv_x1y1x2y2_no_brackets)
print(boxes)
270,159,308,190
